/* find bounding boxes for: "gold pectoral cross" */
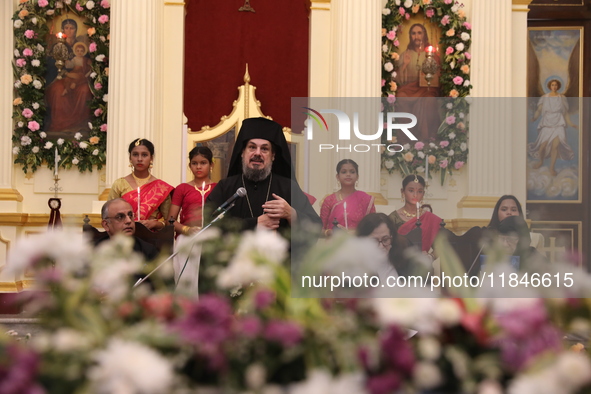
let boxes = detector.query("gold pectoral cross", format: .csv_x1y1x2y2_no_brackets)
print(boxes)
239,0,255,13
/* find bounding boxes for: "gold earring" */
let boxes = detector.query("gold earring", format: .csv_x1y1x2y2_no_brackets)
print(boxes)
129,161,134,170
149,161,153,169
401,194,405,203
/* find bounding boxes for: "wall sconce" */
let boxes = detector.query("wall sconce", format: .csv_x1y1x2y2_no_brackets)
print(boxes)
421,45,438,88
52,32,69,79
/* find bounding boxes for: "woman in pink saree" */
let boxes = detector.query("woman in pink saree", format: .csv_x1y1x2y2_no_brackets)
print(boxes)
320,159,376,236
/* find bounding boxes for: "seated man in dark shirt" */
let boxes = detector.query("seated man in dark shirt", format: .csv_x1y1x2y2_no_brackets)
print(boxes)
99,198,158,262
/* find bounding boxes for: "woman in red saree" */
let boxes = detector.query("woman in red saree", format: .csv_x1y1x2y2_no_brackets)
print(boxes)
389,174,442,252
320,159,376,236
108,138,174,231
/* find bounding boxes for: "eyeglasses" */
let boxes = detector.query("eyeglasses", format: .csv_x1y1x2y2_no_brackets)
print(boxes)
373,236,392,247
104,212,134,222
499,235,519,245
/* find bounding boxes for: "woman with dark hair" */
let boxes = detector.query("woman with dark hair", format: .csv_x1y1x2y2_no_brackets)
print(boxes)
357,213,412,276
488,195,524,230
320,159,376,236
108,138,174,231
496,216,546,266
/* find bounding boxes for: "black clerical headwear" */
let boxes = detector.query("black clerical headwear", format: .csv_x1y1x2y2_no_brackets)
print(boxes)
227,117,294,179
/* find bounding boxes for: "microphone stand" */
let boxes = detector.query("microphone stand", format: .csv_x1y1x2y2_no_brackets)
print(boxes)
133,202,235,288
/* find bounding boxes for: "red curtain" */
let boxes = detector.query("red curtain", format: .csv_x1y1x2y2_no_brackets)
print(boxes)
184,0,310,131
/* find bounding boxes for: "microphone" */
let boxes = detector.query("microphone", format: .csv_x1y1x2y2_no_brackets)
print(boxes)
212,187,246,216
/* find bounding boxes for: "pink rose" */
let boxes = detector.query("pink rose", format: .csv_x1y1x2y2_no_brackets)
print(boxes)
100,123,108,132
22,108,34,118
100,0,110,7
38,0,48,6
445,46,454,55
399,7,405,15
16,58,26,67
440,140,450,148
24,30,35,39
381,79,385,87
89,42,97,52
441,15,450,26
465,52,471,60
386,30,396,40
94,108,103,116
94,82,102,90
453,76,464,85
440,159,448,168
23,48,33,57
387,94,396,104
463,22,472,30
444,0,452,4
28,120,40,131
98,15,109,24
405,13,410,20
445,116,456,125
414,142,424,150
394,39,400,47
454,161,465,170
76,3,83,11
426,9,434,18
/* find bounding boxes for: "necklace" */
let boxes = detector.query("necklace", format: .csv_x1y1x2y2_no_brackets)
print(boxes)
401,208,418,218
132,172,151,187
242,173,272,218
194,182,212,194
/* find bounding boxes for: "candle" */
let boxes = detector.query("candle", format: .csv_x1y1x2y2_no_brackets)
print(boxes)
416,201,420,216
344,201,348,230
201,181,205,229
425,154,428,182
57,32,62,39
137,187,140,220
426,45,434,54
54,148,59,177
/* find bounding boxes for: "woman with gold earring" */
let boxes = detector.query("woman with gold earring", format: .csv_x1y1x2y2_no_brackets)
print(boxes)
108,138,174,231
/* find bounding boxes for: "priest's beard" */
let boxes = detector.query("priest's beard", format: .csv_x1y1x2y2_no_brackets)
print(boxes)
242,160,272,182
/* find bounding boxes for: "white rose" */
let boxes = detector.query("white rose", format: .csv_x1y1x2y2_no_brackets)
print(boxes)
32,102,39,109
449,132,456,140
463,79,471,87
86,0,95,9
46,10,55,15
36,44,44,52
460,142,467,151
14,49,20,57
416,166,425,173
20,136,31,146
44,141,53,149
451,4,459,12
446,103,453,109
465,95,473,104
31,59,40,67
14,81,22,89
32,146,39,153
417,151,425,159
88,122,93,130
90,72,97,79
450,60,456,70
413,362,443,389
65,0,72,4
17,122,24,128
102,94,108,102
382,8,391,15
429,142,436,148
39,132,47,138
79,142,88,149
391,71,397,78
384,159,394,169
404,0,412,8
455,43,464,52
14,20,23,28
395,0,401,5
56,1,64,8
99,36,106,42
12,147,20,155
33,80,42,89
418,337,441,361
72,158,79,165
403,143,410,150
382,45,389,52
461,32,470,41
31,17,38,25
448,150,455,156
384,62,393,72
459,112,465,118
92,149,99,156
74,132,82,140
95,54,105,62
57,138,64,146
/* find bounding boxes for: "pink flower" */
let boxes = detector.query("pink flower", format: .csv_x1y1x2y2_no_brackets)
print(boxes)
426,8,434,18
75,3,83,11
463,22,472,30
445,115,456,125
98,15,109,24
444,0,452,3
264,320,303,347
441,15,450,26
393,39,399,47
440,140,450,148
414,142,424,150
445,46,454,55
24,30,35,39
94,82,102,90
100,0,110,7
440,159,448,168
465,52,471,60
94,108,103,117
454,161,465,170
23,48,33,57
38,0,48,7
398,7,405,15
453,76,464,85
89,42,97,52
405,13,410,20
387,94,396,104
27,121,40,131
386,30,396,40
381,79,385,87
16,58,26,67
22,108,34,118
237,316,262,338
254,289,276,310
100,124,108,132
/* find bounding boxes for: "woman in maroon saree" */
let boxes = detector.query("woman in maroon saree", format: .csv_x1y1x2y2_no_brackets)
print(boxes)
108,139,174,231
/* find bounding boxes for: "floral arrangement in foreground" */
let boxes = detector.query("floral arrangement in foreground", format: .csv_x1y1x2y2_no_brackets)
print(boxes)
381,0,472,184
2,228,591,393
12,0,110,174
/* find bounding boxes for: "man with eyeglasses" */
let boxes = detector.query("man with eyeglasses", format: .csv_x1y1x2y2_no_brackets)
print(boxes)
99,198,158,261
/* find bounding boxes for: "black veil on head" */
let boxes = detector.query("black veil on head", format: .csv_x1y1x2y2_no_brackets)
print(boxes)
227,117,294,179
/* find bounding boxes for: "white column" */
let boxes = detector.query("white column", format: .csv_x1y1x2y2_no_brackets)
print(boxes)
106,0,160,188
329,0,383,201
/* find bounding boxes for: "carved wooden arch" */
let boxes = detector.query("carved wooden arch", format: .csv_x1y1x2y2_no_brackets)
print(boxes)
186,64,304,182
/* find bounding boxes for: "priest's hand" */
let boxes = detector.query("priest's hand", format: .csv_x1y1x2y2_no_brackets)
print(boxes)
263,194,296,225
257,213,280,230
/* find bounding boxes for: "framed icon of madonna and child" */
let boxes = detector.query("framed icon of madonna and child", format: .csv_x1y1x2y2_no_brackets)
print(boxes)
526,27,582,203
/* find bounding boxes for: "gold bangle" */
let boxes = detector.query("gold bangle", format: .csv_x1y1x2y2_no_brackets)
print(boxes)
181,225,191,236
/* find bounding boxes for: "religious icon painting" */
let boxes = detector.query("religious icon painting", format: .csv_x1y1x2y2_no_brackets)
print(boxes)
526,26,583,202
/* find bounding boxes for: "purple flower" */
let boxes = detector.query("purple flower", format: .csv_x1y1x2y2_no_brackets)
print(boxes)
254,289,275,310
237,316,262,338
414,142,424,150
441,15,450,25
445,115,456,125
16,58,26,67
380,326,414,374
38,0,48,7
445,46,454,55
264,320,303,347
367,372,402,394
89,42,97,52
454,161,465,169
27,121,40,131
0,344,44,394
24,30,35,39
23,48,33,57
98,15,109,24
22,108,34,118
453,76,464,85
100,124,108,132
